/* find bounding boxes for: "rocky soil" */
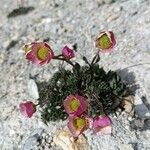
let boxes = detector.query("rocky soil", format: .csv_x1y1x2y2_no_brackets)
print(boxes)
0,0,150,149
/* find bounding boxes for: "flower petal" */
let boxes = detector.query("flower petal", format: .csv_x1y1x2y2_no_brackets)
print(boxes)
26,50,35,61
19,101,36,118
93,115,112,134
95,125,112,135
67,116,89,137
74,95,87,116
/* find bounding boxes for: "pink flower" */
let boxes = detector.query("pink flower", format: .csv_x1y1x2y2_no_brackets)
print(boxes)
64,94,87,116
95,31,116,52
67,116,89,137
23,42,54,65
62,46,75,60
92,115,112,134
19,101,36,118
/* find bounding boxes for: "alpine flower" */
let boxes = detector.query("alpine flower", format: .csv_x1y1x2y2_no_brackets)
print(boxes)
23,42,54,65
95,31,116,52
19,101,36,118
92,115,112,134
64,94,87,116
62,45,75,60
67,116,89,137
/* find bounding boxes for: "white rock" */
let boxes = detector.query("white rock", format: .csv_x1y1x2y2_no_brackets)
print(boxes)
53,129,89,150
28,79,39,99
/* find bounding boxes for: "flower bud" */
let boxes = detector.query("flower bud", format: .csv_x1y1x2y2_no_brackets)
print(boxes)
62,46,75,60
19,101,36,118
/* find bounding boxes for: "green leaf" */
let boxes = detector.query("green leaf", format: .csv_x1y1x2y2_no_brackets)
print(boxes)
37,64,129,122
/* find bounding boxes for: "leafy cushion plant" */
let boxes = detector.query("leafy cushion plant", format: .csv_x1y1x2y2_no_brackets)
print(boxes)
38,62,129,122
20,31,131,137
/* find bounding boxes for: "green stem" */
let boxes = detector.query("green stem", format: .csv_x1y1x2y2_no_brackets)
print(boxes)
35,103,40,106
91,51,100,65
54,54,63,58
92,93,105,115
53,56,75,67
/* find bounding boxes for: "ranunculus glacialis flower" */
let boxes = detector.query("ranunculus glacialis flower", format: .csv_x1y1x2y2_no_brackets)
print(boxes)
95,31,116,52
64,94,87,116
92,115,112,135
19,101,36,118
62,46,75,60
67,116,89,137
23,42,54,65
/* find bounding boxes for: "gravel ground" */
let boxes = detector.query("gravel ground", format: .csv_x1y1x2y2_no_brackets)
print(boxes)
0,0,150,149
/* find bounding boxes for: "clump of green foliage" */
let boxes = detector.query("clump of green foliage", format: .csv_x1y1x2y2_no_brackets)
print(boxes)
37,55,129,122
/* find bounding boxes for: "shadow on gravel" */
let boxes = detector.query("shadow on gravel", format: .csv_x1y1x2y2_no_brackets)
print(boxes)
117,68,139,95
7,6,34,18
6,40,18,51
118,69,150,131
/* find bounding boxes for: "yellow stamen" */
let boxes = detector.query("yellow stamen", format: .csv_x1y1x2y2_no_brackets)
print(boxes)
98,34,111,49
37,47,49,60
73,118,86,130
70,98,80,112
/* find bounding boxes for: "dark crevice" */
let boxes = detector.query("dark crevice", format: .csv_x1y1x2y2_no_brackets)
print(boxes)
7,6,34,18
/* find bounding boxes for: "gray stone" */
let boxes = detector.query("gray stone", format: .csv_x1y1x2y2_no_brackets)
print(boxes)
23,136,38,150
134,95,150,118
22,128,44,150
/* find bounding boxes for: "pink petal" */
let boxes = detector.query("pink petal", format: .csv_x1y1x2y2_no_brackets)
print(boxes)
19,101,36,118
26,50,34,61
95,125,112,135
62,46,75,60
110,31,116,48
93,116,112,134
93,116,111,128
74,94,87,116
67,117,80,137
26,50,41,65
64,95,76,115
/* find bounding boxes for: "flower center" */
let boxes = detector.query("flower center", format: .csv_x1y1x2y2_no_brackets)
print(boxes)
37,47,49,60
70,98,80,112
98,34,111,49
73,118,86,130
